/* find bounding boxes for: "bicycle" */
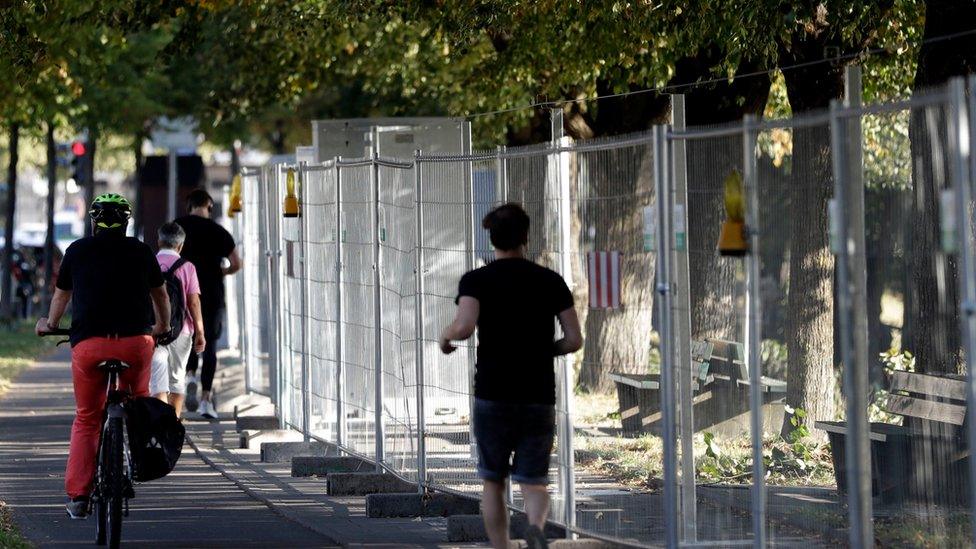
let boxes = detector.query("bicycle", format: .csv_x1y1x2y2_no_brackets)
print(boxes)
41,328,133,549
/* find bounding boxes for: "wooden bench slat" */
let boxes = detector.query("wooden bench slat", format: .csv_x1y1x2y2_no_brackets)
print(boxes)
813,421,903,442
883,394,967,426
607,373,660,390
889,371,967,402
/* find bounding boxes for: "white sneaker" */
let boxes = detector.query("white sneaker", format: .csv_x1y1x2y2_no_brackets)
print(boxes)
199,399,218,420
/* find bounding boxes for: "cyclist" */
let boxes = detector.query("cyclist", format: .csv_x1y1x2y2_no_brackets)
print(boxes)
35,193,171,519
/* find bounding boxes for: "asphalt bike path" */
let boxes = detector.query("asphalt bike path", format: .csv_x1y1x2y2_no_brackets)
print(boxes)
0,347,337,548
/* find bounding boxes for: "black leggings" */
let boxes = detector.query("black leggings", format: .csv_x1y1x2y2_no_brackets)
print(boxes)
187,306,223,392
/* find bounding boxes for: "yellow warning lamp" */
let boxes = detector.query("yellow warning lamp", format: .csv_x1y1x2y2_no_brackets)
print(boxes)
718,170,748,256
282,168,300,218
228,174,243,218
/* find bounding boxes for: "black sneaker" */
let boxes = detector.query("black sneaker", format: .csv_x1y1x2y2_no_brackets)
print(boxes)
524,525,548,549
185,374,199,412
65,496,89,520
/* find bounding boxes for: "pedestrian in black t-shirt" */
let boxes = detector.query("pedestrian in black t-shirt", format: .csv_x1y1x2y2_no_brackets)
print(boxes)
440,203,582,549
175,189,242,418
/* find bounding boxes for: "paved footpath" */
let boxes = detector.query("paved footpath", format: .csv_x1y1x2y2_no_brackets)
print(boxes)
0,348,337,548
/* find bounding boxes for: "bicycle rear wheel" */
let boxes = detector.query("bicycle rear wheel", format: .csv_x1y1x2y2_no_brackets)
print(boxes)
105,416,124,549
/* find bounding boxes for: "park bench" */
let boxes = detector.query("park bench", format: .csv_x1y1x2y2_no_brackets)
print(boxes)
815,369,969,505
610,338,786,437
707,339,788,394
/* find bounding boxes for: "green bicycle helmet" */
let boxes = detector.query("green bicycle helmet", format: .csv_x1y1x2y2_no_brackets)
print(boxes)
89,193,132,230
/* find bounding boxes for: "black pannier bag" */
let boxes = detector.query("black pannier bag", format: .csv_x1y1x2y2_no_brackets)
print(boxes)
125,396,185,481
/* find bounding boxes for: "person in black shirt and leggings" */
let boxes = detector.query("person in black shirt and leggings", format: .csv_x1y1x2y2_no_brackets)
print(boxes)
440,203,582,549
176,189,242,418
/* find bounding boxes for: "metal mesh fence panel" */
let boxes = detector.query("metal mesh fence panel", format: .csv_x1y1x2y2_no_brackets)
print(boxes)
503,144,573,523
378,161,419,480
755,115,841,547
567,135,662,543
673,128,756,544
339,162,378,459
851,91,973,545
418,156,479,493
242,168,271,396
305,165,340,442
280,168,305,431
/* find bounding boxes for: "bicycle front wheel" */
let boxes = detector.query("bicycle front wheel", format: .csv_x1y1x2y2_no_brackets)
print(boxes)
105,416,124,549
94,496,106,545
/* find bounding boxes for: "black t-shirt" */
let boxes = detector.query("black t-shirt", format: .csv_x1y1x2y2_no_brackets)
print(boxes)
174,215,236,309
456,258,574,405
56,232,164,346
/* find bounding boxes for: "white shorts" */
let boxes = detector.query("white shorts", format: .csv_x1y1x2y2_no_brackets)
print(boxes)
149,332,193,395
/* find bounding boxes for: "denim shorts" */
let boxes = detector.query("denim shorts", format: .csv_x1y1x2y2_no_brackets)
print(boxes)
472,398,555,485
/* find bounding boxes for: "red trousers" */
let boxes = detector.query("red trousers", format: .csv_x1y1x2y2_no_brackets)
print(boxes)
66,336,153,498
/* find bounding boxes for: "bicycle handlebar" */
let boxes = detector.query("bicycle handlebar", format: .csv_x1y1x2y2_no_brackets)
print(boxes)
38,328,71,337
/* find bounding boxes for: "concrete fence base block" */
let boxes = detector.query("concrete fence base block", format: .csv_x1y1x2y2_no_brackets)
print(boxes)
326,473,417,496
291,455,372,477
447,513,566,542
260,441,339,463
235,415,280,432
239,429,303,450
366,493,480,518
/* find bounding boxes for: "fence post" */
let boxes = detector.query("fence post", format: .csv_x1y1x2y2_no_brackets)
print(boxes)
334,157,347,449
371,149,386,471
551,107,576,536
267,165,282,429
950,76,976,545
741,115,766,549
461,124,479,463
668,94,697,543
829,100,872,548
653,124,678,549
496,145,507,203
844,65,872,397
298,163,312,442
843,72,877,547
267,167,278,405
242,170,254,395
413,150,427,493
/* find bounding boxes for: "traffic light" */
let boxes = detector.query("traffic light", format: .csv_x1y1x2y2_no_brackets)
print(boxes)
70,140,87,185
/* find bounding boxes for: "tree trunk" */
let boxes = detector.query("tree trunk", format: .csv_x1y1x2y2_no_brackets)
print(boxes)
577,146,658,391
782,123,837,435
679,58,772,341
905,0,976,374
564,90,671,392
133,135,145,240
2,123,20,322
566,68,769,391
83,131,97,237
269,119,286,155
779,42,845,437
44,121,57,306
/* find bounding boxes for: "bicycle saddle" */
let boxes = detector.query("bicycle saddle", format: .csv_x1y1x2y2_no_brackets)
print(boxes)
97,359,130,373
